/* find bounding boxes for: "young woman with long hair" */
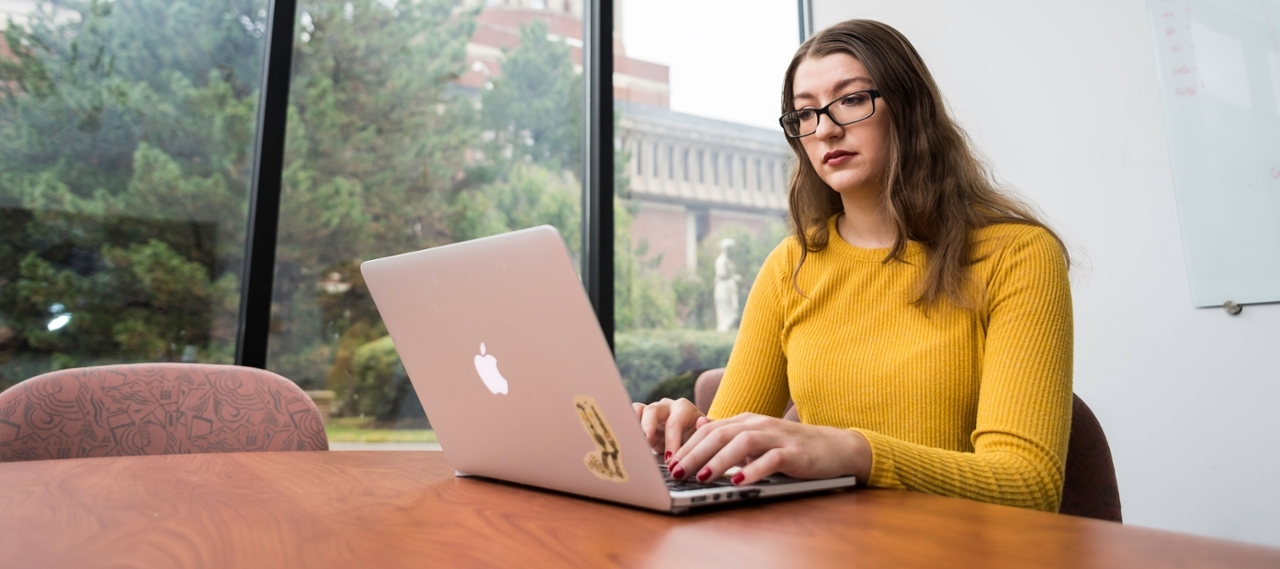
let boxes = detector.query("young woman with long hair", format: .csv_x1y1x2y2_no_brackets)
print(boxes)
633,19,1074,511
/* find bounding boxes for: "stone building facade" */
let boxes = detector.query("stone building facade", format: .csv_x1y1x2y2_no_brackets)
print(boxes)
619,102,791,277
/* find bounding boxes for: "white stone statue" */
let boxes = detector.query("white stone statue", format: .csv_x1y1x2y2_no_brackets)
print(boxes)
714,238,742,332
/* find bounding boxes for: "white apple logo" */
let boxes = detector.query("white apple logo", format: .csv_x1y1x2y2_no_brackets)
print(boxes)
473,343,509,394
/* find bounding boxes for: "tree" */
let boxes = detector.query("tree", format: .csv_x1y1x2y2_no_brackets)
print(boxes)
265,0,481,387
0,0,486,391
481,18,581,174
0,0,266,385
0,0,699,408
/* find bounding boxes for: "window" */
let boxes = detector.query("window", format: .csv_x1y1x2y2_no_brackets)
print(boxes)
0,0,268,389
1,0,799,446
266,0,583,440
614,1,798,403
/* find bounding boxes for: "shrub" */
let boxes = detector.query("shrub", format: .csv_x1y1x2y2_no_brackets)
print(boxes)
643,369,708,404
615,329,736,401
350,335,414,422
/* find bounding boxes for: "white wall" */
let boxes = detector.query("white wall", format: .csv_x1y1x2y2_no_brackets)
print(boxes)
811,0,1280,547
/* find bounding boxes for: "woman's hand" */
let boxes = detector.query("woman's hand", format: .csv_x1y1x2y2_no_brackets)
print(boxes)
631,398,711,461
668,413,872,486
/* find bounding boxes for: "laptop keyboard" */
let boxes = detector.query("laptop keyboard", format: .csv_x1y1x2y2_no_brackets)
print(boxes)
659,461,769,491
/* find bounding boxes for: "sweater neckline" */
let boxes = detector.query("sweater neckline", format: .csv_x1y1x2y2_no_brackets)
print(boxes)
826,214,924,262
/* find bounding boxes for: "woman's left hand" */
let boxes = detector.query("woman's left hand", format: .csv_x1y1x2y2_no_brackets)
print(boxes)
667,413,873,486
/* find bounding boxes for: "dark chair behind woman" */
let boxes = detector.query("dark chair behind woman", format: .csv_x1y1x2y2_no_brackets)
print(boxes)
0,363,329,463
1060,394,1123,521
694,369,1121,522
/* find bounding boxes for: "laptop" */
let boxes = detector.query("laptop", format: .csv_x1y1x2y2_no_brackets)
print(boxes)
360,225,858,513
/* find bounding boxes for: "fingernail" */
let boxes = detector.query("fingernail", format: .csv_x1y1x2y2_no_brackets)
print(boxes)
696,467,712,482
731,473,745,485
671,463,685,479
664,450,672,461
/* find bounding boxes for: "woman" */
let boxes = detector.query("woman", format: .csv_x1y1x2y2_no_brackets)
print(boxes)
632,19,1074,512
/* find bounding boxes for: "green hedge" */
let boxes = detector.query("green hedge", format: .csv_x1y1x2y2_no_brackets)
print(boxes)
344,329,735,416
614,329,736,401
350,335,412,422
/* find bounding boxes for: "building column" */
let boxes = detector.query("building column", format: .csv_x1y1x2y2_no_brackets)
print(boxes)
685,209,698,273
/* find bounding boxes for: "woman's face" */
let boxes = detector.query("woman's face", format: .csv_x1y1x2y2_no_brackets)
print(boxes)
791,53,892,197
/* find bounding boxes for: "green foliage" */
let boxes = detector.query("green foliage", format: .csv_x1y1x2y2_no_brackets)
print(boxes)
614,329,737,401
0,0,264,384
0,210,231,387
0,1,782,424
349,335,413,422
451,162,583,260
482,19,582,174
264,0,481,388
643,369,701,404
671,220,788,329
615,200,677,331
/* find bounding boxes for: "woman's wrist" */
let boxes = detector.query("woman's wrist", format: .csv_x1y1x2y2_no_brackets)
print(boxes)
833,427,873,483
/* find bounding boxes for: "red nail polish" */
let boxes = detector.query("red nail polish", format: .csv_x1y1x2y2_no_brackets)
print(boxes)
696,467,712,482
671,463,685,479
731,473,745,485
664,450,672,461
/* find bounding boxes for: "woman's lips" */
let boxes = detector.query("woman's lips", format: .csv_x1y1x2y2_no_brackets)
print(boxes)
824,150,855,165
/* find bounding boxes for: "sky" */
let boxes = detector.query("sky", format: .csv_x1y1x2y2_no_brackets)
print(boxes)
619,0,801,130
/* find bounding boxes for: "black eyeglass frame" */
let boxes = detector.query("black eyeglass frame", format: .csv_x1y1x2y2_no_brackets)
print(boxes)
779,89,882,138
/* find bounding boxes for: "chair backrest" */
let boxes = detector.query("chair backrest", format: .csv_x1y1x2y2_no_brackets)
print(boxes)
0,363,329,463
696,368,1122,521
1060,394,1123,522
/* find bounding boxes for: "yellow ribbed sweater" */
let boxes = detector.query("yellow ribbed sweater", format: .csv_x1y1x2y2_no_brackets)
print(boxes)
708,216,1074,512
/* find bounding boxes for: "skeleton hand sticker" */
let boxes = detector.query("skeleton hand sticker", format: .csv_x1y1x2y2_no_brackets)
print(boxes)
573,395,628,482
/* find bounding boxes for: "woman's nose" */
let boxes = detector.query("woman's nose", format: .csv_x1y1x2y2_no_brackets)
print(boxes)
813,112,844,140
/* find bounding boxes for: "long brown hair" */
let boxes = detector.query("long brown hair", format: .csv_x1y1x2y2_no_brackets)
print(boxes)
783,20,1066,306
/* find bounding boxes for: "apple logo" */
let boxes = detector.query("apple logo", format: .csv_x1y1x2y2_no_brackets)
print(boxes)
473,343,509,394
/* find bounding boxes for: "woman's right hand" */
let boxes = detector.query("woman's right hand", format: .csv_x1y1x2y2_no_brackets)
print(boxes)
631,398,711,461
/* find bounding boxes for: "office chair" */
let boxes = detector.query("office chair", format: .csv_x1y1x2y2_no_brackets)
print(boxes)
0,363,329,463
693,369,1122,522
1059,394,1123,522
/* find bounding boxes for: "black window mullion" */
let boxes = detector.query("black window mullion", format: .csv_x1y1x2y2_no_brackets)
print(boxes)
583,0,615,353
235,0,298,369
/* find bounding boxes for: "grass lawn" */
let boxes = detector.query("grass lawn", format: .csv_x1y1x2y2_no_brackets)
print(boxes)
324,417,437,443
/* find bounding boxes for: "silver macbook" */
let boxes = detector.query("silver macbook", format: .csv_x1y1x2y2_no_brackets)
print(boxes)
360,225,858,513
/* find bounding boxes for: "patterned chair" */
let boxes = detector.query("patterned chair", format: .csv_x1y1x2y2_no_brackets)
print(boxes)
0,363,329,463
693,369,1122,522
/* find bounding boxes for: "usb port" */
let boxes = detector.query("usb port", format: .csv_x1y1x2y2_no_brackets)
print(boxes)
691,496,707,503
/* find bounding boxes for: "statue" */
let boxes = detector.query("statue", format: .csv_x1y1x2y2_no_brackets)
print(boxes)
713,238,741,332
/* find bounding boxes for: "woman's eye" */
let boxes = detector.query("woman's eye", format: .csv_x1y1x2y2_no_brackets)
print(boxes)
841,94,868,106
796,109,816,120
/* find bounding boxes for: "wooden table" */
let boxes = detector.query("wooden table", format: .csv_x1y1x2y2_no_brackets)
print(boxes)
1,451,1276,568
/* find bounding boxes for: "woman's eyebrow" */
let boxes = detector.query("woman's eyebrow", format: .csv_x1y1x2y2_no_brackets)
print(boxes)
794,76,874,103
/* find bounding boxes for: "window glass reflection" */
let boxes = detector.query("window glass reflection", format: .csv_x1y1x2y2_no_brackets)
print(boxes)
615,1,797,403
269,0,584,444
0,0,267,390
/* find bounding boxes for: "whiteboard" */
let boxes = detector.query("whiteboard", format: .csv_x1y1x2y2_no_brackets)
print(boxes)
1146,0,1280,307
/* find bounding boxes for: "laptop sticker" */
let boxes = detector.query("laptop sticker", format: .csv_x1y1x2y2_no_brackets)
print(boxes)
573,395,628,482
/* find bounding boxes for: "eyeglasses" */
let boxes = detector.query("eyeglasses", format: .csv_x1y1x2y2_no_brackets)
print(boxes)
779,90,881,138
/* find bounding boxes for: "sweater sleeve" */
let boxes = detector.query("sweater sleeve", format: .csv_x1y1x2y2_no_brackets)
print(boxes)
707,240,793,420
857,226,1074,512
